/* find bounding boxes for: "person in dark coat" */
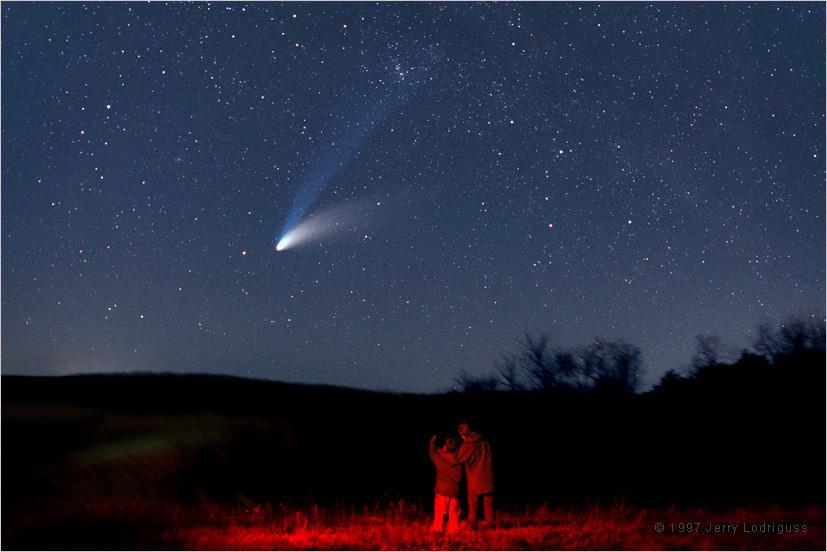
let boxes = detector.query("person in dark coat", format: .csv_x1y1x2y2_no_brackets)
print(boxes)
428,434,462,532
454,421,494,529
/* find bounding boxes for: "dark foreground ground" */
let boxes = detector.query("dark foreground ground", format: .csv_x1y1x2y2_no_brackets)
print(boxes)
5,499,825,550
2,362,824,549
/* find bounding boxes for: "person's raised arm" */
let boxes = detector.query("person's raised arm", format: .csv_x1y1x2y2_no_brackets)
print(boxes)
430,435,462,468
428,435,440,462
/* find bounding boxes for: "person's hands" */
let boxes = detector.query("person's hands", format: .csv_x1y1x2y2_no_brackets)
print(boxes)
430,434,437,443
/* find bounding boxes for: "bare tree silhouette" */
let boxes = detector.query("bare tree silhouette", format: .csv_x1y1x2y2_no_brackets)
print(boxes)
691,333,723,371
753,315,825,361
487,334,642,394
454,369,499,392
495,355,522,391
519,333,556,389
581,339,641,395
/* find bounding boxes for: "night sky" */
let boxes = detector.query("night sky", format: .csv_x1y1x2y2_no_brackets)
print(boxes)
2,3,824,392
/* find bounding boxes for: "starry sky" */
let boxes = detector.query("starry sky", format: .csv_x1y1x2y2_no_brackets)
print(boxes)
2,3,824,392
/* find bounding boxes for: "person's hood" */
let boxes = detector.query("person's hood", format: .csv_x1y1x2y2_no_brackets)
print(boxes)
463,431,483,442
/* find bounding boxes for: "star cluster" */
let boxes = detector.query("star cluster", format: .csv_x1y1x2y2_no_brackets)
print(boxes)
2,3,824,391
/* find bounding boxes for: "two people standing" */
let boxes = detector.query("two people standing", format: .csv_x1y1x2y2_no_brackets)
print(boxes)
428,421,495,532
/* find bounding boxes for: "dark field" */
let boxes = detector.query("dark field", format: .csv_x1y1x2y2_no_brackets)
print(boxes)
2,351,824,550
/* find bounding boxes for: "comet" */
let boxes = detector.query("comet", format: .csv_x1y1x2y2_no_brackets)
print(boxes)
274,199,375,251
275,59,426,251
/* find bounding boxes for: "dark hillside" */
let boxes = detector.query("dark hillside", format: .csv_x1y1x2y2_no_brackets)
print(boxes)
3,350,823,513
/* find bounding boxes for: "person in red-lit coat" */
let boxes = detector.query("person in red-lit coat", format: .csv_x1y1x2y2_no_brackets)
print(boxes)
428,434,462,532
454,421,494,529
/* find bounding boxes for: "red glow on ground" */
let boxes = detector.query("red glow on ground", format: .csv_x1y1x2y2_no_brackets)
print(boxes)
169,502,825,550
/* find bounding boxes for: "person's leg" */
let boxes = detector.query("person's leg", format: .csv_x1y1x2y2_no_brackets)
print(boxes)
446,498,460,533
467,493,479,529
432,493,448,531
481,494,495,527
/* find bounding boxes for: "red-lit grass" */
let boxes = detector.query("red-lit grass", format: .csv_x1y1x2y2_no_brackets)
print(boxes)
169,501,825,550
4,498,823,549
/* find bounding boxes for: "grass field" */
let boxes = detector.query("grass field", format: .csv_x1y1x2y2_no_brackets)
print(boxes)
8,499,823,550
171,501,825,550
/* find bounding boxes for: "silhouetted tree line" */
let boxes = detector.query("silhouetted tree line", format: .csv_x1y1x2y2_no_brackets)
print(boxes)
658,313,825,386
456,314,825,394
455,334,642,394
